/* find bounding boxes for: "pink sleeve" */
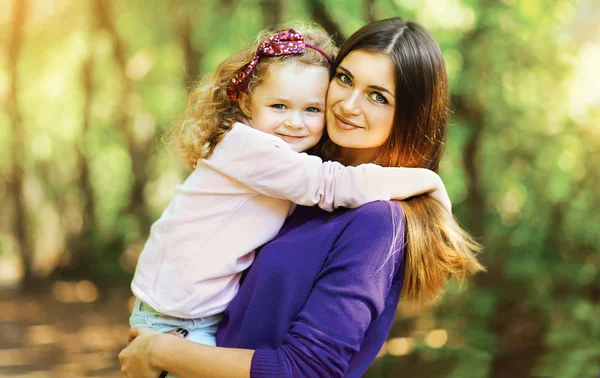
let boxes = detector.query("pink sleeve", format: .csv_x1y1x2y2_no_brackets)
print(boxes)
203,123,391,211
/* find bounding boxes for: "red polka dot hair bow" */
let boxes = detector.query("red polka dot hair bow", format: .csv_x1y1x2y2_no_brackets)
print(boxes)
227,28,332,100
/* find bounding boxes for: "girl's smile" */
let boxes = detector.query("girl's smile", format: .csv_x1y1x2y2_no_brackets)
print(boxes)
240,62,329,152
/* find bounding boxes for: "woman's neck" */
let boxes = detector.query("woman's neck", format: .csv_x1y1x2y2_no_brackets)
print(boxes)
336,147,380,167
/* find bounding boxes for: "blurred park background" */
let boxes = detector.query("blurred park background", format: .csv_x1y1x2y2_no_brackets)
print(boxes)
1,0,599,377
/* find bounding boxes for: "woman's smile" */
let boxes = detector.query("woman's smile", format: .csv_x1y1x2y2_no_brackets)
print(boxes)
332,113,364,130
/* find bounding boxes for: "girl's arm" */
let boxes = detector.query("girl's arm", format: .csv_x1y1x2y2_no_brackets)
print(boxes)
204,123,450,212
120,201,403,378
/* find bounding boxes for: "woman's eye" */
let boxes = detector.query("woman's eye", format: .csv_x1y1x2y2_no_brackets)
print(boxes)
370,92,388,104
271,104,286,110
305,107,321,113
336,73,351,85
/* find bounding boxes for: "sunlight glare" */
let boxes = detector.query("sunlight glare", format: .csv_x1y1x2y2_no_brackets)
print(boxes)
568,41,600,123
386,337,414,356
75,280,99,303
425,329,448,348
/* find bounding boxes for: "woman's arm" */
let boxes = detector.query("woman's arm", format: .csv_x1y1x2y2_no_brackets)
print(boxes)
120,201,404,378
205,123,450,212
119,328,253,378
248,201,404,376
154,335,253,378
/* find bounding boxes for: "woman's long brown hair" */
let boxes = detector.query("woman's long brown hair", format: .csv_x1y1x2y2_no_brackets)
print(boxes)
326,18,485,305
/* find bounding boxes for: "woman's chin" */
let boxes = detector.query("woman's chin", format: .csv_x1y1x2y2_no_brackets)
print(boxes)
328,131,366,149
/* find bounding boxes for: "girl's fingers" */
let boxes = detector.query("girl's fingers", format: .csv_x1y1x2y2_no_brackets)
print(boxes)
168,328,189,338
127,328,140,343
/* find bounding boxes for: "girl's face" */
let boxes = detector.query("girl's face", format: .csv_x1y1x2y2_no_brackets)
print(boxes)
326,51,396,165
240,62,329,152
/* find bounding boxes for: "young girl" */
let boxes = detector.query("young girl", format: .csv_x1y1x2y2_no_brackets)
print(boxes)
129,23,451,351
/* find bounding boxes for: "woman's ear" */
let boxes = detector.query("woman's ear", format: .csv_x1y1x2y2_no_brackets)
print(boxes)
238,92,252,119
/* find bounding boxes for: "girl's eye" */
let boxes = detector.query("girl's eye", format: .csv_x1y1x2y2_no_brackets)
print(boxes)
305,107,321,113
370,92,388,104
336,73,352,85
271,104,286,109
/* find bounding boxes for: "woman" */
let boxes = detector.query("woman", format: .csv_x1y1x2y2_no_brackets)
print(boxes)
119,17,484,378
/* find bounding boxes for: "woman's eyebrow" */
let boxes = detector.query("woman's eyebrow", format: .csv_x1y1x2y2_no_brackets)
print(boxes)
369,85,395,98
337,65,395,98
337,65,354,79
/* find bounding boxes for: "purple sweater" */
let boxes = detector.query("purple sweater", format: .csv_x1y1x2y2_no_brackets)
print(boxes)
216,201,406,377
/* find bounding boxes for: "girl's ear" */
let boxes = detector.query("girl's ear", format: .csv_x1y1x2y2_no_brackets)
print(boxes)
238,92,252,119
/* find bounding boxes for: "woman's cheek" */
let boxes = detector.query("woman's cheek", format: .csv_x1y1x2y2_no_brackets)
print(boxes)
326,81,344,106
375,108,395,142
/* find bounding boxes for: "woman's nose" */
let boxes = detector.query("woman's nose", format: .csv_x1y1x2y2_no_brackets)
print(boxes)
341,90,361,116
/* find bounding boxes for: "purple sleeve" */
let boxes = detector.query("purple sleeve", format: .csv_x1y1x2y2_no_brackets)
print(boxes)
250,201,405,377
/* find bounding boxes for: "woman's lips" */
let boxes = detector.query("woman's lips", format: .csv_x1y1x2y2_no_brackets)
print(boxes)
334,114,362,131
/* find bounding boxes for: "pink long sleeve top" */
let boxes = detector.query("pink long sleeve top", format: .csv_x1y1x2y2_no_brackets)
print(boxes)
131,122,393,319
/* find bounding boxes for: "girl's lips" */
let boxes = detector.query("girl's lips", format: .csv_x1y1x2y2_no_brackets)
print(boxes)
334,115,362,130
277,134,305,143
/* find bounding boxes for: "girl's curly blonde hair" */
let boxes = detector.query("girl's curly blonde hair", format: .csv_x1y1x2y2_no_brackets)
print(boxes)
172,21,338,169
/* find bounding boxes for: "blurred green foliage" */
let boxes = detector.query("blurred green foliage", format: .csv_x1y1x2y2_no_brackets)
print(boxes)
0,0,599,377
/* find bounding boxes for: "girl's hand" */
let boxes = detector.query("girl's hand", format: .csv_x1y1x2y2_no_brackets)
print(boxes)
429,178,452,215
387,167,452,214
119,327,162,378
127,326,157,343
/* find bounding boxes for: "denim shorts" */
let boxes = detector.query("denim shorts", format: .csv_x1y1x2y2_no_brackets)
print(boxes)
129,298,223,347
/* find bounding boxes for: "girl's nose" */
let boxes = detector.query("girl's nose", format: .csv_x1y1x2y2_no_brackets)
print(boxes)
285,112,304,129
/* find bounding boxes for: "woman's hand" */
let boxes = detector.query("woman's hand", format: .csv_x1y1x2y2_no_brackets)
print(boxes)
119,327,162,378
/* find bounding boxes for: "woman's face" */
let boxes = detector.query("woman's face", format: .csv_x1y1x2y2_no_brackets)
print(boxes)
326,50,396,164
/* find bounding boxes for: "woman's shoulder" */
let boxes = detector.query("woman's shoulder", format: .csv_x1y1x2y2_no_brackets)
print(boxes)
328,201,405,274
330,200,405,248
347,200,404,227
295,201,404,237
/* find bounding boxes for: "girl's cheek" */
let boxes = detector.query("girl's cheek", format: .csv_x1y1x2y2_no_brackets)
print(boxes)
314,121,326,136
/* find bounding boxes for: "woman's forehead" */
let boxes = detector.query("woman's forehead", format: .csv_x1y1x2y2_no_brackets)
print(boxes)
338,51,395,92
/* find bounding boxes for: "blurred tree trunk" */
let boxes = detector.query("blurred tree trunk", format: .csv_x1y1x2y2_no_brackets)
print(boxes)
489,300,548,378
7,0,33,292
168,0,204,91
453,4,548,377
306,0,345,46
78,56,97,247
179,15,203,90
452,18,487,250
217,0,237,9
261,0,282,28
94,0,153,233
454,93,486,242
364,0,376,23
58,54,98,277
